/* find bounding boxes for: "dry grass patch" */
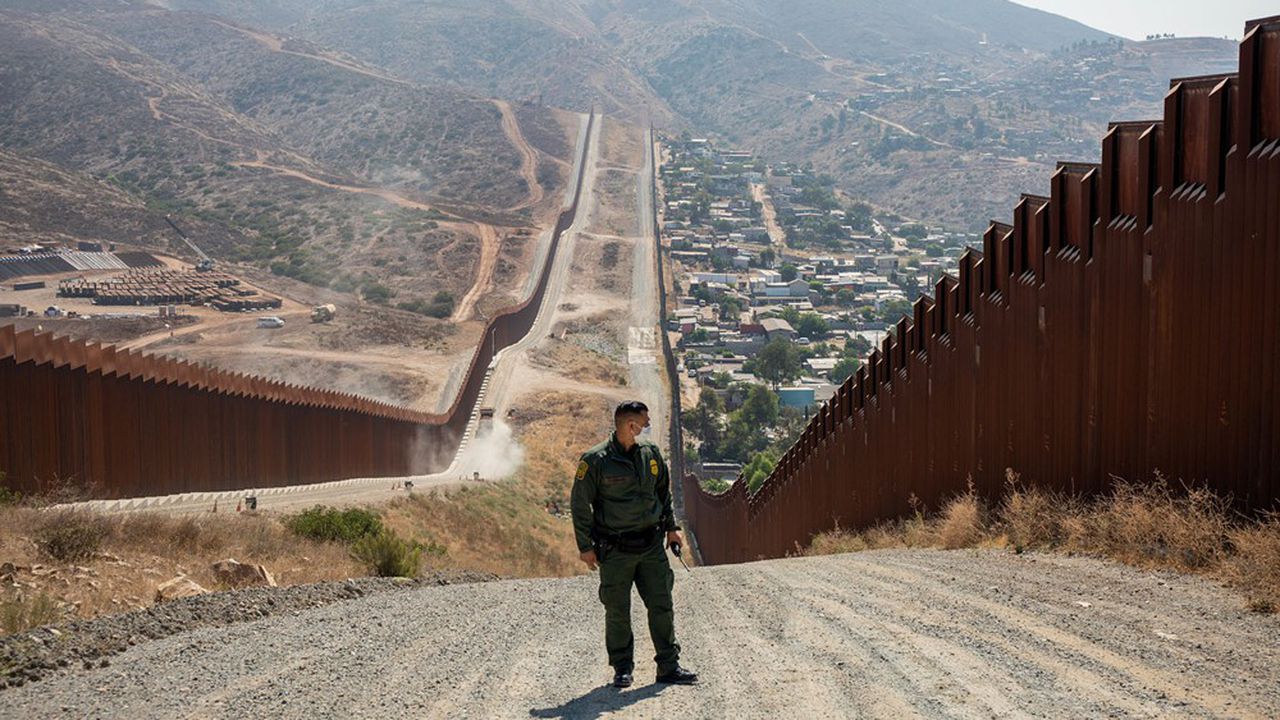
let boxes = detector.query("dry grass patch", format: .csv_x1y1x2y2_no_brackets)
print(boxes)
0,507,363,633
1224,515,1280,613
805,472,1280,613
531,339,627,387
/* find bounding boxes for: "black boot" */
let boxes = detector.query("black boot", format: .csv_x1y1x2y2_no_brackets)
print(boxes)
655,665,698,685
612,668,633,688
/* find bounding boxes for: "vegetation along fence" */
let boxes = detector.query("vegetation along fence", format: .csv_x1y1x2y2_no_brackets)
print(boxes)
0,113,595,498
684,17,1280,564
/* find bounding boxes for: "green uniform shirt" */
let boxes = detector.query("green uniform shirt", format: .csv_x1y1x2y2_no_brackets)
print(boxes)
570,433,678,553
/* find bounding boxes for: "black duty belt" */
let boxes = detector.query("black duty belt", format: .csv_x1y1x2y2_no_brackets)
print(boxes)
595,525,660,553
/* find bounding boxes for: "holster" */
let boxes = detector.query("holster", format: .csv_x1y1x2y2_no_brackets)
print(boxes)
591,530,614,563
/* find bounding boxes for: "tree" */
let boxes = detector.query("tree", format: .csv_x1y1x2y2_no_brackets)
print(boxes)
758,248,776,267
879,299,913,324
719,412,769,462
707,371,734,389
845,334,873,357
779,264,799,282
846,201,873,232
681,389,724,453
742,450,778,493
687,327,711,344
739,385,780,428
829,356,860,383
898,223,928,241
700,476,731,493
718,297,744,322
794,313,829,339
748,337,803,389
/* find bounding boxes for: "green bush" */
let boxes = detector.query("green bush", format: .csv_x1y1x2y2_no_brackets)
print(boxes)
37,514,108,562
362,282,395,305
285,506,384,544
351,530,424,578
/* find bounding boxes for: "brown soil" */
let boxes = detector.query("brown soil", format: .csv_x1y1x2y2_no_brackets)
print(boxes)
530,338,627,388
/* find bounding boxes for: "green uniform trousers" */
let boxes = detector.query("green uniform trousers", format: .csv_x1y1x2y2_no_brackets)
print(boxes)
598,537,680,674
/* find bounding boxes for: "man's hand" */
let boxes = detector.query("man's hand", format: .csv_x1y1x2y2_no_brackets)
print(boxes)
666,530,683,547
579,549,598,570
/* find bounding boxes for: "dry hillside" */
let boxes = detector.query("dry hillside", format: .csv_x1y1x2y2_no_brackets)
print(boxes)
157,0,1238,229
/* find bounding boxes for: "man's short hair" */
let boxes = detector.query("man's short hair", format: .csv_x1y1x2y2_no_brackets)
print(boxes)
614,400,649,424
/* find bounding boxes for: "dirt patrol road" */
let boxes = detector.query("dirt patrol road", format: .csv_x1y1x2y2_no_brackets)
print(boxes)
6,549,1277,718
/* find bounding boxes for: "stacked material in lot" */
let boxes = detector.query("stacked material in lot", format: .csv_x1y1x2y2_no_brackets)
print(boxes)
0,250,162,281
57,269,281,311
60,252,130,272
0,253,75,281
114,251,164,269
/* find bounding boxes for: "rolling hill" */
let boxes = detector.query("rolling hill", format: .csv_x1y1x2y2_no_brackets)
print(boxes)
157,0,1239,229
0,0,577,308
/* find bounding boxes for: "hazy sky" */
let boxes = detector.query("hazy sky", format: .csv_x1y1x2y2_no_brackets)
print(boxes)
1013,0,1273,40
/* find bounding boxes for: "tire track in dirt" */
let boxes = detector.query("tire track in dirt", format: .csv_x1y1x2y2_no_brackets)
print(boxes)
7,550,1278,718
495,99,544,212
207,19,411,88
449,222,501,322
228,157,501,323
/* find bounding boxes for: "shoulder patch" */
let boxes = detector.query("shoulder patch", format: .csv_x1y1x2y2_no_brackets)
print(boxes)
649,458,659,477
575,460,590,481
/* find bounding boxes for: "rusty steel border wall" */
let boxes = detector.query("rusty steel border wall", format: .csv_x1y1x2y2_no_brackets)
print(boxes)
684,19,1280,565
649,128,687,496
0,113,596,498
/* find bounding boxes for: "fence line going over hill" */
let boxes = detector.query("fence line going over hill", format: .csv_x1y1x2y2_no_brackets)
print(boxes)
683,18,1280,564
0,112,595,498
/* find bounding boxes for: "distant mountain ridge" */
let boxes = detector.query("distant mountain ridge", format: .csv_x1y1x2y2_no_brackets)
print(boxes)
155,0,1237,229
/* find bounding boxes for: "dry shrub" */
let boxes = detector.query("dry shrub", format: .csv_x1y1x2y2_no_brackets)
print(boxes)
1075,479,1230,571
900,494,937,548
860,522,909,550
35,511,110,562
804,473,1276,614
806,524,868,555
998,470,1078,551
936,481,990,550
108,513,252,558
1224,514,1280,613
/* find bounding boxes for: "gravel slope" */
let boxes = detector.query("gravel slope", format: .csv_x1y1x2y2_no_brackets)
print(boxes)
5,549,1278,718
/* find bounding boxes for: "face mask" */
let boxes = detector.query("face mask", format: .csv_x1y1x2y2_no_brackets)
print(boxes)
637,425,652,438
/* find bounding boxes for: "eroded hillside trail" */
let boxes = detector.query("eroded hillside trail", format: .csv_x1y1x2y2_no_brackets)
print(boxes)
449,221,501,322
208,18,412,88
7,550,1276,718
229,153,502,322
199,19,546,323
496,99,545,212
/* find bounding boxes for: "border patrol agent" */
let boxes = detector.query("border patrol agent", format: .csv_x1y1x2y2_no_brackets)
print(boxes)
571,400,698,688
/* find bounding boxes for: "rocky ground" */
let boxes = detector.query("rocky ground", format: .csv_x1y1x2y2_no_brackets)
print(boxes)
3,549,1276,718
1,570,496,691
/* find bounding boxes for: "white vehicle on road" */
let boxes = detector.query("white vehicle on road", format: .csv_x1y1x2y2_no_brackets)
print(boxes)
257,316,286,329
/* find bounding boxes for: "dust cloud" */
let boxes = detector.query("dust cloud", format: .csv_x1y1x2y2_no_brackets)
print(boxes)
455,419,526,480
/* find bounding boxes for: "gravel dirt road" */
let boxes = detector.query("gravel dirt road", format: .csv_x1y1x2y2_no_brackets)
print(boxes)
6,549,1277,718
